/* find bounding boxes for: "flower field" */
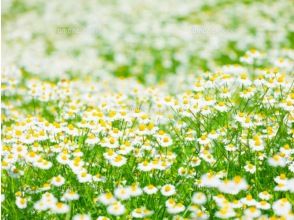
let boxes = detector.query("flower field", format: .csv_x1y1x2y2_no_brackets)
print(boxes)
1,0,294,219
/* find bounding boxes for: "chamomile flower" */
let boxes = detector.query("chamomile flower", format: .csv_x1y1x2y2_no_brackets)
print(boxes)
72,214,92,220
244,207,262,218
165,198,177,208
257,201,271,210
138,160,152,172
114,186,131,200
34,200,49,211
51,202,70,214
129,184,143,197
191,192,207,205
249,135,265,151
218,177,248,195
161,184,176,196
109,155,127,167
225,143,237,152
98,193,116,205
200,173,221,188
40,192,58,208
51,175,65,187
131,207,154,218
240,195,257,206
215,206,236,219
143,184,158,195
96,217,110,220
244,163,256,174
167,203,185,214
107,202,126,216
198,134,210,145
158,135,173,147
61,190,80,201
258,191,272,200
231,200,242,209
15,197,28,209
190,156,201,167
77,171,92,183
272,198,292,216
268,154,287,167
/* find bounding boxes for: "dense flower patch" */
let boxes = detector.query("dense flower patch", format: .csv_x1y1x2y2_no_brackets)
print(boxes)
2,53,294,219
1,0,294,219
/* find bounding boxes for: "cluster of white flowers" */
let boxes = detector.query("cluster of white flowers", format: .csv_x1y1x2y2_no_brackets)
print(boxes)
2,50,294,219
1,0,294,219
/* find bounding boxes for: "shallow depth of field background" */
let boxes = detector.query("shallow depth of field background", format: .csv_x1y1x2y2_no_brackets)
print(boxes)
2,0,293,81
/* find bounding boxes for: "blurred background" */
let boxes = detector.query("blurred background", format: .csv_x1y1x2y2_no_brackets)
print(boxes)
2,0,293,83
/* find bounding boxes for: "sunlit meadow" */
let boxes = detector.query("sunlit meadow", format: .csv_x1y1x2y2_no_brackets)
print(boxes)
1,0,294,219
